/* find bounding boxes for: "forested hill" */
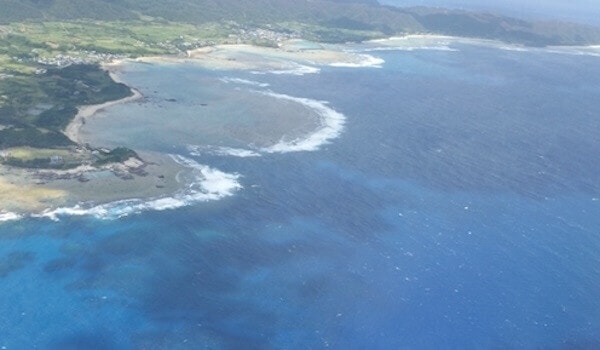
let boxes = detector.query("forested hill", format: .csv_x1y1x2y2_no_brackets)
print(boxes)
1,0,600,46
0,0,384,23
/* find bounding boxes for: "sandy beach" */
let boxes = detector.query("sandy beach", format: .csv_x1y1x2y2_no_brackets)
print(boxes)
64,69,144,144
137,40,383,72
1,39,363,216
0,149,188,214
0,61,190,215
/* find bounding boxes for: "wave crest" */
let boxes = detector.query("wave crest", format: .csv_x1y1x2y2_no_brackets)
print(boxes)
32,155,242,221
252,63,321,76
188,145,261,158
258,91,346,153
0,211,22,222
329,54,385,68
219,77,270,87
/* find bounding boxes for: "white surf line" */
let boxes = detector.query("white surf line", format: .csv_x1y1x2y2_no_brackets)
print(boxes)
188,145,262,158
359,45,459,52
257,91,346,153
370,35,600,58
219,77,270,87
252,63,321,76
329,53,385,68
0,211,22,222
32,155,242,221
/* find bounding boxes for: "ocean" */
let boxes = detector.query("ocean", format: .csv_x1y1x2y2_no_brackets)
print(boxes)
0,40,599,349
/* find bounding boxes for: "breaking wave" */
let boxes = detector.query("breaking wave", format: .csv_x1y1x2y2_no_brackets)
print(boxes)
0,211,22,222
219,77,270,87
252,63,321,76
31,155,242,221
258,91,346,153
188,145,261,158
330,54,385,68
362,45,459,52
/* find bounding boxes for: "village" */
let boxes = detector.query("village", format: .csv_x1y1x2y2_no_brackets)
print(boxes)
10,27,299,69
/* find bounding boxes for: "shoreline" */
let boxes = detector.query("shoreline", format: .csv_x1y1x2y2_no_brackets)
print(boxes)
366,34,600,56
134,40,384,72
2,37,399,218
0,62,179,215
0,38,376,218
64,68,144,144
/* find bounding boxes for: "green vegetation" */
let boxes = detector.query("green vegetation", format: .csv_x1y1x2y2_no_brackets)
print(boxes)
0,128,73,149
1,0,599,46
0,63,133,168
0,20,239,73
272,22,385,43
403,7,600,46
0,145,140,169
94,147,140,165
0,0,598,170
0,64,131,142
0,17,395,168
1,147,84,169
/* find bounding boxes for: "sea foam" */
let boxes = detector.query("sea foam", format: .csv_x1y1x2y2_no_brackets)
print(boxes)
363,45,458,52
252,63,321,76
363,35,461,53
189,90,346,155
0,211,22,222
188,145,261,158
258,91,346,153
329,54,385,68
219,77,270,88
33,155,242,221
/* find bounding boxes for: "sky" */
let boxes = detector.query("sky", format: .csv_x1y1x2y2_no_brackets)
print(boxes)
379,0,600,25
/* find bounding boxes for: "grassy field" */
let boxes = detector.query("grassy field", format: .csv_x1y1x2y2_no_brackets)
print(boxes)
0,20,237,163
5,20,236,60
0,146,87,169
0,19,386,168
273,22,385,43
0,63,133,168
3,147,72,159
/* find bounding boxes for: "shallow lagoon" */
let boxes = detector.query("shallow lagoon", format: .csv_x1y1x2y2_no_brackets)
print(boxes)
80,63,326,153
1,39,600,349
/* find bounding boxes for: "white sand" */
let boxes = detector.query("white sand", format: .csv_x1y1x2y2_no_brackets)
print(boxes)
64,70,143,144
135,40,382,72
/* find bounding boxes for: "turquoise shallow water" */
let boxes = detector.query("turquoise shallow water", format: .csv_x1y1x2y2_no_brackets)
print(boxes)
1,43,600,349
80,63,326,152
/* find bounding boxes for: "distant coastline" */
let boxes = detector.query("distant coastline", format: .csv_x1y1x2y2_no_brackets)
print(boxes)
2,34,599,218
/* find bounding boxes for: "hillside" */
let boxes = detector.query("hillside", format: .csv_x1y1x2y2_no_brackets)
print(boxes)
0,0,598,169
401,6,600,46
1,0,600,46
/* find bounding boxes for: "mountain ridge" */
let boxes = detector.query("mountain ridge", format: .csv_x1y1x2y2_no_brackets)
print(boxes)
1,0,600,46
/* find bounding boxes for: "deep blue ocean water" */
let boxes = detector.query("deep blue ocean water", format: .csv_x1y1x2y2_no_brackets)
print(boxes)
1,44,600,349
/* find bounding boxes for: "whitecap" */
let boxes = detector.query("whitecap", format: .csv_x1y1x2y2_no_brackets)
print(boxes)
497,45,529,52
330,54,385,68
363,45,459,52
34,155,242,221
219,77,270,88
252,63,321,76
188,145,261,158
544,47,600,57
365,35,460,50
257,91,346,153
0,211,22,222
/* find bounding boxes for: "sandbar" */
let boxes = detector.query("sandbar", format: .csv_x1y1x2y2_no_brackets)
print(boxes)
137,39,381,72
